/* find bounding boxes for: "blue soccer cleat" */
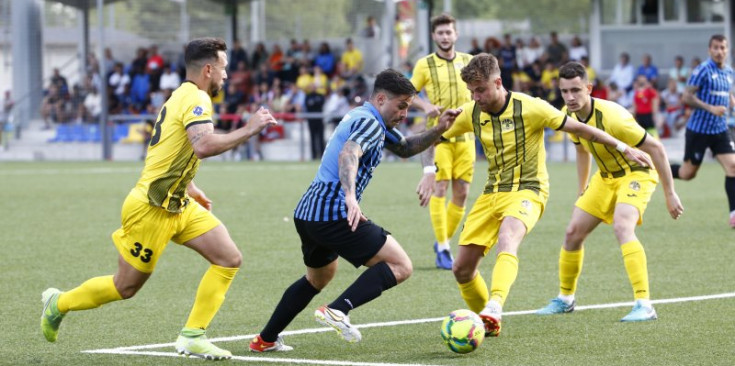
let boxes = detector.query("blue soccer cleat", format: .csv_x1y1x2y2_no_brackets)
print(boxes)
620,301,657,322
434,242,453,270
536,297,575,315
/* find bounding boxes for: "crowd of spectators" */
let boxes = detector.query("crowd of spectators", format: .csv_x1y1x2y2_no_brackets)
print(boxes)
38,31,706,159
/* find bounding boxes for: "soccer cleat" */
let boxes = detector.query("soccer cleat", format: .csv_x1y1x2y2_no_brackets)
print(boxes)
41,288,65,342
433,242,454,270
314,305,362,343
729,215,735,229
536,297,576,315
175,334,232,360
478,303,502,337
620,301,658,322
249,334,293,352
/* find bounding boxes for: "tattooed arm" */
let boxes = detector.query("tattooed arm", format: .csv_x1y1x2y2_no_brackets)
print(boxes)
339,140,366,231
386,107,463,158
187,107,277,159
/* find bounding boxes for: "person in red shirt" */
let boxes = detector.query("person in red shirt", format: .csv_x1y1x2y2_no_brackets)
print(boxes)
631,75,660,137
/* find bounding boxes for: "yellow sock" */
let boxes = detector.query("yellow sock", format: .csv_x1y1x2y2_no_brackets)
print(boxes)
185,265,239,330
559,247,584,296
57,275,122,313
621,241,650,300
489,252,519,306
429,196,448,243
457,272,489,314
446,201,466,240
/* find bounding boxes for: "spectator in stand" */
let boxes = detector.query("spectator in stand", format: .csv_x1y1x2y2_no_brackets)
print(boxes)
304,83,326,160
545,31,568,66
314,42,336,76
224,82,245,116
540,61,559,90
50,68,69,96
526,37,545,67
568,36,587,61
323,86,351,128
296,65,314,92
131,47,148,78
339,38,364,80
229,60,252,96
608,52,635,93
311,66,328,95
159,63,182,92
108,63,130,98
229,39,249,72
631,75,661,137
254,63,276,88
580,56,596,82
360,15,381,39
268,44,284,73
284,82,306,115
301,39,315,67
251,42,269,70
41,85,64,129
669,55,690,93
498,34,516,70
515,38,531,70
130,65,151,111
690,56,701,71
468,38,483,56
83,86,102,122
68,84,86,123
146,45,164,72
483,36,501,56
636,54,659,86
590,78,608,100
286,39,303,62
660,78,685,137
103,48,117,78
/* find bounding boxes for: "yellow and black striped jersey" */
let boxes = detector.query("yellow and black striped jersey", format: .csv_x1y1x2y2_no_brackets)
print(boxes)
563,97,651,176
411,52,472,129
443,91,567,197
132,81,213,213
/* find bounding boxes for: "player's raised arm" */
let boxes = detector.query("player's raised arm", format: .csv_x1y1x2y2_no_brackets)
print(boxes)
188,107,277,159
561,117,653,168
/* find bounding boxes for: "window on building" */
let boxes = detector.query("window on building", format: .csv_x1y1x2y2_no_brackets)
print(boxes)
686,0,725,23
601,0,618,24
641,0,659,24
663,0,680,21
622,0,637,24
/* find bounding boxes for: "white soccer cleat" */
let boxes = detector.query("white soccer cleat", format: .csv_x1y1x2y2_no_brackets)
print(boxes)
314,305,362,343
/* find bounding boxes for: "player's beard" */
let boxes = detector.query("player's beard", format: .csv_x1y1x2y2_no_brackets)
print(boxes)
209,81,222,98
436,43,453,53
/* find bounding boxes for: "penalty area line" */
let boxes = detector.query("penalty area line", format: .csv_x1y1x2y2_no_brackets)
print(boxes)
83,291,735,358
83,349,441,366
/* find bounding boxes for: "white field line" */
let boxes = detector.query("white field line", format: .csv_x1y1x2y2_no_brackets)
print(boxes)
83,291,735,357
0,164,311,176
84,349,440,366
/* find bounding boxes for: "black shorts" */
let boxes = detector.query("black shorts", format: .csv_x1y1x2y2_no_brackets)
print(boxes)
293,218,390,268
683,129,735,165
636,113,655,130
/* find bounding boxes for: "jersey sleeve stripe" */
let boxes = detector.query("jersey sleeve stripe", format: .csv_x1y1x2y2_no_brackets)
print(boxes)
185,120,213,129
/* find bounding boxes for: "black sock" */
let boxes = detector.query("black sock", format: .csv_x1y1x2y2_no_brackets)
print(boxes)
726,176,735,212
671,164,681,179
260,276,320,343
328,261,398,315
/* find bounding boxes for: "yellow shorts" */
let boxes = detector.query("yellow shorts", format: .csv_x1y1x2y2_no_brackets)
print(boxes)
435,138,475,183
576,170,658,225
111,191,221,273
458,190,546,255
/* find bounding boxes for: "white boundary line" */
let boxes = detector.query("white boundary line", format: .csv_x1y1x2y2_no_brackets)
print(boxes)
82,292,735,364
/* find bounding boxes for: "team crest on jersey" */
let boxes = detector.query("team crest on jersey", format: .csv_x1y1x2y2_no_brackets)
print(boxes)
455,62,465,70
629,181,640,191
501,119,514,132
521,199,531,209
193,106,204,116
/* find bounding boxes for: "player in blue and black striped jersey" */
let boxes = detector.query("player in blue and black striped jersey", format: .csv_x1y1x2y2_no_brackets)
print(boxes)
249,69,463,352
670,34,735,228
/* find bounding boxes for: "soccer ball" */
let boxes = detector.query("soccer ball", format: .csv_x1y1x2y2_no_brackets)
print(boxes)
440,309,485,354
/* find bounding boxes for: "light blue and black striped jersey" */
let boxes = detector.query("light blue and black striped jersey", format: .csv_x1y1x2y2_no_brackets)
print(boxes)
686,58,734,134
294,102,406,221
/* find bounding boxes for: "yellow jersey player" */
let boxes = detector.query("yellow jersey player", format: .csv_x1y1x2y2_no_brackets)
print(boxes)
444,54,653,337
412,13,474,270
40,38,278,360
536,61,683,321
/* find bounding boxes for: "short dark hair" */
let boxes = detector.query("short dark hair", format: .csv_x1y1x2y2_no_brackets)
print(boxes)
558,61,588,82
185,37,227,71
431,13,456,33
460,53,500,84
710,34,727,47
372,69,417,98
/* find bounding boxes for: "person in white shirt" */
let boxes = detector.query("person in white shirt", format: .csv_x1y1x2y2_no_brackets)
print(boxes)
668,55,690,93
159,64,182,91
608,52,635,93
568,36,588,61
108,63,130,97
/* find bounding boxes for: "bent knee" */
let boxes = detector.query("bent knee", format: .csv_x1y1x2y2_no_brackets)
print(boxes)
390,259,413,284
116,285,140,299
452,265,475,283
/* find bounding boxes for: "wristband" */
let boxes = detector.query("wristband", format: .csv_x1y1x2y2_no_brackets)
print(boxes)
423,166,436,174
615,142,628,153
